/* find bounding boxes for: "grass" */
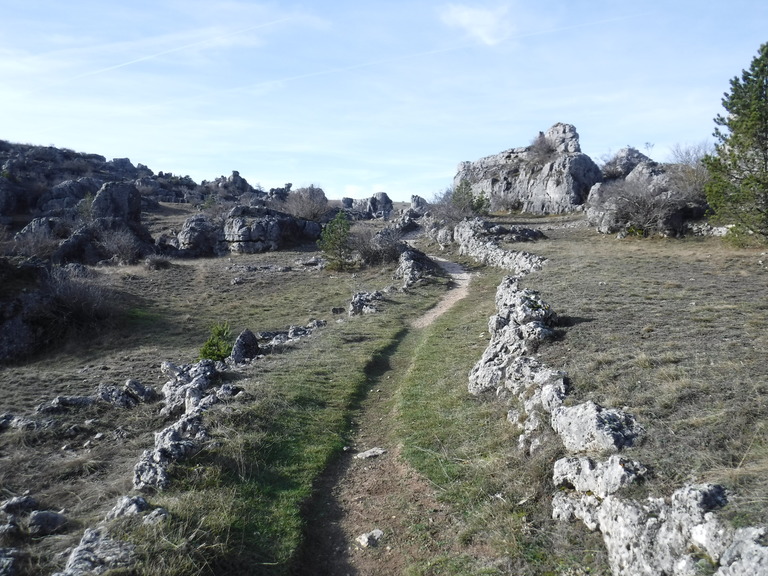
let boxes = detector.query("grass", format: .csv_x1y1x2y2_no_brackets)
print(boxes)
3,207,767,574
391,268,609,575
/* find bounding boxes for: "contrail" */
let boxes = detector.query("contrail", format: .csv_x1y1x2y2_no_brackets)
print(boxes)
68,17,294,81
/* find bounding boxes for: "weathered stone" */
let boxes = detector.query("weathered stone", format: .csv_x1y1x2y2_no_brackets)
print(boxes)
550,401,641,454
553,455,648,498
349,291,383,316
454,219,546,274
354,447,387,459
392,249,438,289
0,497,37,516
454,123,602,214
53,527,135,576
229,329,259,364
356,528,384,548
27,510,67,536
104,496,149,521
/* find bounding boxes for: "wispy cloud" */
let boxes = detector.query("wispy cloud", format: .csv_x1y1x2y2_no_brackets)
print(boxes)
439,3,514,46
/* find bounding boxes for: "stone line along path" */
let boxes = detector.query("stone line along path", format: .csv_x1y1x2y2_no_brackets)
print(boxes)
298,257,473,576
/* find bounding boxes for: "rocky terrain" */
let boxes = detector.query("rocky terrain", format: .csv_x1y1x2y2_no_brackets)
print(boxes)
1,138,766,575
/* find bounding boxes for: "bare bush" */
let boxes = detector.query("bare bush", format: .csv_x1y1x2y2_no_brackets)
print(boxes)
350,227,404,265
97,227,142,264
12,220,67,258
144,254,172,270
596,179,688,236
528,132,557,165
36,266,121,334
665,141,712,202
282,185,328,221
429,180,488,224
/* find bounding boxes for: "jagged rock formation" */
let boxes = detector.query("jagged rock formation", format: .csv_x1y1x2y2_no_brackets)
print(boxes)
454,123,602,214
341,192,394,219
392,249,439,289
174,206,322,257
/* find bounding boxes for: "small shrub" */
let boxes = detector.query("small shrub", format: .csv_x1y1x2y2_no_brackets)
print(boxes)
528,132,557,165
199,322,233,362
144,254,172,270
430,179,489,224
282,185,328,221
97,227,142,264
350,227,404,266
318,211,352,270
35,266,121,336
12,221,66,259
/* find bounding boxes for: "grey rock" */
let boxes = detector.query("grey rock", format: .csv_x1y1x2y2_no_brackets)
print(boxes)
392,249,438,289
356,528,384,548
349,291,383,316
454,123,602,214
91,182,141,225
600,146,651,179
354,447,387,459
0,496,38,515
104,496,149,521
54,527,134,576
454,219,546,274
177,214,219,256
28,510,67,536
123,379,158,403
553,455,648,498
229,329,259,364
550,401,642,454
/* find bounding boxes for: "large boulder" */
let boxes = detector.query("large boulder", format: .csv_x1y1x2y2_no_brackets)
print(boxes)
91,182,142,225
454,123,602,214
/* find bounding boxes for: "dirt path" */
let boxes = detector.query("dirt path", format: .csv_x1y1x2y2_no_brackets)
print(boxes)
300,258,472,575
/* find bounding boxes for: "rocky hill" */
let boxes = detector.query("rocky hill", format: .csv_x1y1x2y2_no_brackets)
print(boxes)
454,123,603,214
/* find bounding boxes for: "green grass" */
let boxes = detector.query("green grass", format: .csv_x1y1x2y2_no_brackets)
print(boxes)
111,270,449,575
392,269,609,575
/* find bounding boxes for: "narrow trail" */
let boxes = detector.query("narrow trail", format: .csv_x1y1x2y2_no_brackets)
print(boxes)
299,258,472,575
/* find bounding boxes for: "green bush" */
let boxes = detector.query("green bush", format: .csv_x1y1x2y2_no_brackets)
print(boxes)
199,321,233,362
318,211,352,270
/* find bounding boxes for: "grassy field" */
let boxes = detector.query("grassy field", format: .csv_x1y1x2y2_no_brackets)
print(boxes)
1,207,766,575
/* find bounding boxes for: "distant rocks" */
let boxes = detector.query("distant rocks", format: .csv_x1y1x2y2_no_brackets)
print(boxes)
455,123,602,214
174,206,322,257
341,192,393,219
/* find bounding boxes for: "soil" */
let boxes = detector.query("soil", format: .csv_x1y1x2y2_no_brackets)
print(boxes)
299,258,472,575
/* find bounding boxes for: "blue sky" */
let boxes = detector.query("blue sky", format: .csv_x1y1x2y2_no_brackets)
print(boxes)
1,1,766,201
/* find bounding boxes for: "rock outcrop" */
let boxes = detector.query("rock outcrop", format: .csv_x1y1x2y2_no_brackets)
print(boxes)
454,123,602,214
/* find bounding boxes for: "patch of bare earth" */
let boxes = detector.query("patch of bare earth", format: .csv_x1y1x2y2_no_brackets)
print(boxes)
300,259,473,575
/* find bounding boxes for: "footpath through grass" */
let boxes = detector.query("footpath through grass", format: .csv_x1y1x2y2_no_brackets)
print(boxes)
112,275,449,576
392,267,609,576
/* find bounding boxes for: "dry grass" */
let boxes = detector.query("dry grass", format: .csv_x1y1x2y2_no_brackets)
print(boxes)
512,218,768,524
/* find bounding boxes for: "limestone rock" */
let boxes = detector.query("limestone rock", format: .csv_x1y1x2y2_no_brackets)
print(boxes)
553,455,648,498
104,496,149,521
229,329,260,364
392,249,438,289
454,219,546,274
354,447,387,459
349,291,383,316
27,510,67,536
356,528,384,548
91,182,142,225
454,123,602,214
53,527,135,576
550,401,642,454
0,496,38,516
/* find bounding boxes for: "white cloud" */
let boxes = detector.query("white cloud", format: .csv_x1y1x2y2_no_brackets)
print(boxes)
439,3,513,46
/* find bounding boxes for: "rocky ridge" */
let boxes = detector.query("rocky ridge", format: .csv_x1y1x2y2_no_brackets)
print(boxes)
454,123,602,214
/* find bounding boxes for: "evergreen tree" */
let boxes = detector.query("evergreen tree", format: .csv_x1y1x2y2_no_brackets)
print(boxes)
704,43,768,241
318,211,352,270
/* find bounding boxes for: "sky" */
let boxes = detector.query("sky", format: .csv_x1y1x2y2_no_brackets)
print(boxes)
1,1,766,202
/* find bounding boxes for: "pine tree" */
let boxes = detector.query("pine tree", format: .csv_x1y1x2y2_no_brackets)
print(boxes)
704,43,768,241
318,211,352,270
